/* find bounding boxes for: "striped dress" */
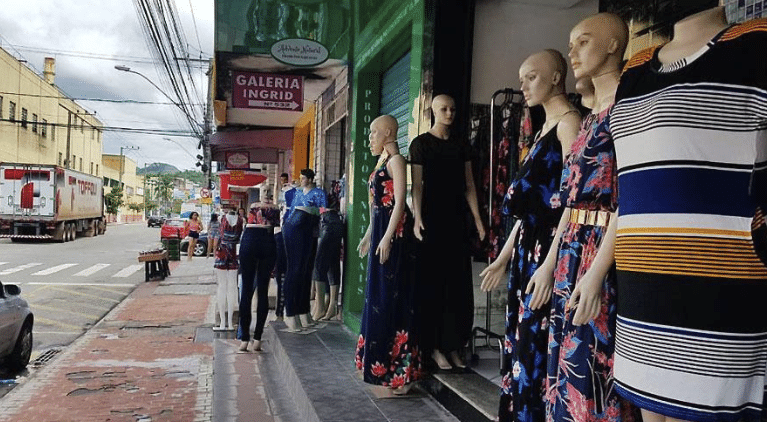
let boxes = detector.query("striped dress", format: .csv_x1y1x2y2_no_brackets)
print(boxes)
610,20,767,422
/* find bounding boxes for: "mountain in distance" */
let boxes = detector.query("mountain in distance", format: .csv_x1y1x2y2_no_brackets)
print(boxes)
137,163,180,175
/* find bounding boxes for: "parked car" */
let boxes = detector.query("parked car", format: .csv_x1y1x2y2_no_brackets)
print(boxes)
147,215,165,227
0,281,33,371
160,218,188,239
180,232,208,257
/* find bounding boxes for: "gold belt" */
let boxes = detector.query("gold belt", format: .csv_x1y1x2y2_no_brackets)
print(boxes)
569,208,611,226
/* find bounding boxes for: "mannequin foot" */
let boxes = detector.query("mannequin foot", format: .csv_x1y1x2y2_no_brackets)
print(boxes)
432,350,451,370
250,340,262,352
449,351,466,369
320,304,337,321
237,341,250,353
392,384,413,396
299,313,315,328
284,316,302,332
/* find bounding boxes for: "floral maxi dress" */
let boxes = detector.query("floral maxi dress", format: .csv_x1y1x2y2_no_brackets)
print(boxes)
545,107,633,422
355,158,423,388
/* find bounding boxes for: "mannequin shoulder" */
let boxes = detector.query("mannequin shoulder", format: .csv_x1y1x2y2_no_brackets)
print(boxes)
386,154,406,172
557,113,582,150
719,18,767,42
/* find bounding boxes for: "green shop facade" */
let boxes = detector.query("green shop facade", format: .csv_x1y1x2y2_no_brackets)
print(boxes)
343,0,475,332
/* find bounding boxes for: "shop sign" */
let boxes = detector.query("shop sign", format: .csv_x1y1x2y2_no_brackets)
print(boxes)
232,71,303,112
270,38,329,67
225,151,250,170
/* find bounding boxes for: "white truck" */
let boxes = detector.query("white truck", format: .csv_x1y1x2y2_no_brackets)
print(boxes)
0,163,106,241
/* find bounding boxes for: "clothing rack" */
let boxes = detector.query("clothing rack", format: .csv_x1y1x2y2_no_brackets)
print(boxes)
470,88,525,368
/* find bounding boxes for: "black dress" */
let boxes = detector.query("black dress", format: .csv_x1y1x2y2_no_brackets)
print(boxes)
409,132,474,354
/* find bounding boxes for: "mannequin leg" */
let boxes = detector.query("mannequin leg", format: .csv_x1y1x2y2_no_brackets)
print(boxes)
431,350,451,370
448,350,466,369
321,284,338,321
238,237,257,344
215,269,227,330
253,240,276,342
312,281,327,320
226,269,238,330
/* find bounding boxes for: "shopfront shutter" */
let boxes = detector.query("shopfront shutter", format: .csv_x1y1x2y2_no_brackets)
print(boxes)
379,51,411,156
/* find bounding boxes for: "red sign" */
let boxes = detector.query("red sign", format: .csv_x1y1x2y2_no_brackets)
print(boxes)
225,151,250,169
218,171,268,200
232,71,303,111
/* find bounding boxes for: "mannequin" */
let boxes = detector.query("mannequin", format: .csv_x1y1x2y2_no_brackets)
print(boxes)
356,115,422,396
611,7,767,422
479,49,579,422
526,13,631,422
282,168,327,332
410,94,485,370
214,210,244,331
575,77,595,111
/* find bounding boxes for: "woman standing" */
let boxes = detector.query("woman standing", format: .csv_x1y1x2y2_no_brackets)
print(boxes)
185,212,204,261
480,50,580,422
207,213,220,258
356,115,422,395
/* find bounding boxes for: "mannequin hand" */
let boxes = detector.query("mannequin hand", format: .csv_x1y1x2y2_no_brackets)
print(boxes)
568,271,603,326
476,220,486,242
358,235,371,258
414,217,425,241
526,263,555,310
479,260,506,291
376,234,392,264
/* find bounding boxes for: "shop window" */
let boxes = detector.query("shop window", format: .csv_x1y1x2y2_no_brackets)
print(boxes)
32,114,38,133
21,108,27,128
8,101,14,122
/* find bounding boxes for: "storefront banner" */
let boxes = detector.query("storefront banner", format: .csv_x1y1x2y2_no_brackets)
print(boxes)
271,38,329,66
232,71,303,111
218,171,268,200
225,151,250,169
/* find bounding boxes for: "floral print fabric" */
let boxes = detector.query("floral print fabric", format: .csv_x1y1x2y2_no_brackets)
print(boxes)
214,215,243,270
499,125,564,422
545,108,633,422
355,158,422,388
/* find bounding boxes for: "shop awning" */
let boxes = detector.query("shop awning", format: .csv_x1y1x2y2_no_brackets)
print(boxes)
209,128,293,163
218,170,268,200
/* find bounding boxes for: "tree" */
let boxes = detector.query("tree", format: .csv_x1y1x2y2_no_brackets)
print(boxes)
128,203,144,213
105,186,124,215
153,173,175,214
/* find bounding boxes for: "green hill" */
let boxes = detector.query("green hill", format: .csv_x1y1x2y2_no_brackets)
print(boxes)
137,163,180,175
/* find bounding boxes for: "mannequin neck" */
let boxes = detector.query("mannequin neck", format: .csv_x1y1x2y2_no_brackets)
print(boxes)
540,92,572,123
672,6,727,44
590,66,621,113
429,122,451,140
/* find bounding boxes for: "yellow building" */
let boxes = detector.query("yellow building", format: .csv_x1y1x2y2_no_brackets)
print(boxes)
0,49,103,176
102,154,145,222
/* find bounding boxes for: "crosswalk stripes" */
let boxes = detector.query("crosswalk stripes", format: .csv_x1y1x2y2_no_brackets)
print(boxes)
73,264,111,277
0,263,43,275
32,263,79,276
112,264,144,278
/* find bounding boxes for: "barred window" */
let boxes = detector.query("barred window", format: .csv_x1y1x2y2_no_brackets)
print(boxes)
21,108,27,128
32,113,38,133
41,119,47,137
58,152,62,166
9,102,16,122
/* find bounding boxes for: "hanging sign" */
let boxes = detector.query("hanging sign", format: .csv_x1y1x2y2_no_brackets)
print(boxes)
225,151,250,170
270,38,329,67
232,71,303,112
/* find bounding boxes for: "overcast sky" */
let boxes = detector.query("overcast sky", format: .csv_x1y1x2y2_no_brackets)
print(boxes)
0,0,214,171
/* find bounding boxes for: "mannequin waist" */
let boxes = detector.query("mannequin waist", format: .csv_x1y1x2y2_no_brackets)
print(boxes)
294,205,320,215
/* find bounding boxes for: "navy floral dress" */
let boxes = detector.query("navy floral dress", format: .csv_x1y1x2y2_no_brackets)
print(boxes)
355,157,423,389
499,125,565,422
545,107,632,422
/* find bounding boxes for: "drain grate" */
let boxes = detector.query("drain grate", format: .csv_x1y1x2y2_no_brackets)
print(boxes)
32,348,62,367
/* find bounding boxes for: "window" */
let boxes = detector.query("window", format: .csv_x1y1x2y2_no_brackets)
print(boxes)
41,119,47,137
96,164,99,175
51,124,55,141
58,152,62,166
90,162,93,174
9,101,15,122
79,158,82,171
32,114,38,133
0,96,3,119
71,155,75,169
21,108,27,128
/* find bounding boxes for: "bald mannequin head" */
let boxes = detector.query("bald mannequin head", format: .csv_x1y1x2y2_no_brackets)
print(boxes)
430,94,456,127
569,13,628,79
519,49,568,106
369,114,398,156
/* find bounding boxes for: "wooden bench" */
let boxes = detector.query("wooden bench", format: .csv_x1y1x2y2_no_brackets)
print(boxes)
138,250,170,282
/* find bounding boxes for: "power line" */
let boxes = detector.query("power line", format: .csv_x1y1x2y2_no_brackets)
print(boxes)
0,118,196,136
0,91,203,105
187,0,204,56
8,44,210,66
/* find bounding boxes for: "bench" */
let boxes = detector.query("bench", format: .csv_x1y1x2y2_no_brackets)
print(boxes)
138,249,171,282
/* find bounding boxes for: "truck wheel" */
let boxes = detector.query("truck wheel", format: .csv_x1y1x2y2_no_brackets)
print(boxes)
70,223,77,241
53,222,65,242
84,221,96,237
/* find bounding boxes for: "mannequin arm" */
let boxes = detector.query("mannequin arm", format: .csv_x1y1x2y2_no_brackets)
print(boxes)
569,208,618,325
376,155,407,264
479,219,522,291
527,207,571,310
465,161,486,241
411,163,425,240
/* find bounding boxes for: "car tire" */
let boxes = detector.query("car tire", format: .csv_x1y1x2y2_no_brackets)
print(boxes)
7,321,32,371
194,242,207,257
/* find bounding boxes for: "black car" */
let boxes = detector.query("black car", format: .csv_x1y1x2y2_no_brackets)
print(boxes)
147,216,165,227
180,232,209,257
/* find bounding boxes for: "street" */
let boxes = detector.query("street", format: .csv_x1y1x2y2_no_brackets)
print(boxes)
0,223,164,375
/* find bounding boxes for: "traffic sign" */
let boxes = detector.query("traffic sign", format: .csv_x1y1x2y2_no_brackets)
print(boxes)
200,188,210,198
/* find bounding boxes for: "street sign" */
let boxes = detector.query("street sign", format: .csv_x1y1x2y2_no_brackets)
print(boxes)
200,188,211,198
232,71,303,112
201,197,212,205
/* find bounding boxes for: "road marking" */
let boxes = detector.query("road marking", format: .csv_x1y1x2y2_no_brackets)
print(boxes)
82,285,131,296
32,263,79,276
47,286,120,303
34,316,84,331
32,331,82,335
112,264,143,278
0,262,7,267
0,263,43,275
73,264,111,277
27,282,134,287
31,303,100,320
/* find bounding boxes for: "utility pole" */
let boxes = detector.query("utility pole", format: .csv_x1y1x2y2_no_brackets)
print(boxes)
119,145,139,186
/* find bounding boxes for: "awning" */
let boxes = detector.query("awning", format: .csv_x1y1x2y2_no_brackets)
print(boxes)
218,170,268,200
209,128,293,164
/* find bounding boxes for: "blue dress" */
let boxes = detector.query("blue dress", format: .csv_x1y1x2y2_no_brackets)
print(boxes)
355,158,423,388
498,124,564,422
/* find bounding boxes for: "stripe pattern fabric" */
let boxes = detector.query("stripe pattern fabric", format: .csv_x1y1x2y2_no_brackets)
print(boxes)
611,20,767,422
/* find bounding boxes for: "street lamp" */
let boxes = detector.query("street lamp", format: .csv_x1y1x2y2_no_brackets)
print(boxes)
114,65,180,107
162,137,197,160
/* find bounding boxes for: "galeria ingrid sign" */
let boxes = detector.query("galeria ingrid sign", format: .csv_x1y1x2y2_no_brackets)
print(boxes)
270,38,329,67
231,71,303,112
